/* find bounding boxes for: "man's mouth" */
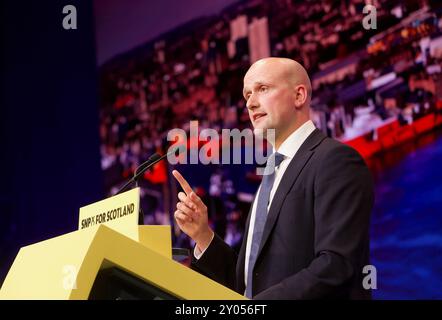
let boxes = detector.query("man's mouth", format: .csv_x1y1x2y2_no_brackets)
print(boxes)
253,113,267,121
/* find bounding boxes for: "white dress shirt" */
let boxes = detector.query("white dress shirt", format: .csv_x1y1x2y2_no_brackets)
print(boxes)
195,120,317,290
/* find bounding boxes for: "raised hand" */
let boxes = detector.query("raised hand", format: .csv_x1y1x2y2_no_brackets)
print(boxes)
172,170,214,251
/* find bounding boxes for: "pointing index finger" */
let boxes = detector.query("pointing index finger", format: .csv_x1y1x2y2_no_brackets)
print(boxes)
172,170,193,196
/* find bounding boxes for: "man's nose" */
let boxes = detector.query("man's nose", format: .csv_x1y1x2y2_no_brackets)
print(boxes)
246,93,259,110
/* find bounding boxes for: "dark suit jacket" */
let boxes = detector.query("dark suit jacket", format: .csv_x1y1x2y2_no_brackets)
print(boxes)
191,129,374,299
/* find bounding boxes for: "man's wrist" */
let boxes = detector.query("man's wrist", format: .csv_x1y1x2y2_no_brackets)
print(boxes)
195,228,214,252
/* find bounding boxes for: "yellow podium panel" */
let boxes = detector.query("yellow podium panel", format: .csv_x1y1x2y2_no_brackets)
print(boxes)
78,188,140,241
0,225,245,300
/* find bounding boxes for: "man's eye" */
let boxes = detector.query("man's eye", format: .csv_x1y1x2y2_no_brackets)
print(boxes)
259,86,268,92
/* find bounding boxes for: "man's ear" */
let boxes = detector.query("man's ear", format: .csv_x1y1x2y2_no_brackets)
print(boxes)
294,84,308,108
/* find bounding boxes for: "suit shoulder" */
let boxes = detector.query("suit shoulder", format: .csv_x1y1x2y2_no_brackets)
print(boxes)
316,136,365,162
311,136,371,179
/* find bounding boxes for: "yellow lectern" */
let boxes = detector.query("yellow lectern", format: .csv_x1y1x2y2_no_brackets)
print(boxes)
0,224,245,300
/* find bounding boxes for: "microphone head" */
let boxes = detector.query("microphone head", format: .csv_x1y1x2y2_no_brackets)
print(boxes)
135,153,161,176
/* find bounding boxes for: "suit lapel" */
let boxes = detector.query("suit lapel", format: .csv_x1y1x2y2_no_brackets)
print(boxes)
256,129,326,260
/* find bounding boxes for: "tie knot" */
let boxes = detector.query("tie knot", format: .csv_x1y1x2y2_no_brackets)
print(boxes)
265,152,285,169
273,152,285,167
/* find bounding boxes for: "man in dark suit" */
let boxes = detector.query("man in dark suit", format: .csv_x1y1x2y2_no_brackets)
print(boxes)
172,58,374,299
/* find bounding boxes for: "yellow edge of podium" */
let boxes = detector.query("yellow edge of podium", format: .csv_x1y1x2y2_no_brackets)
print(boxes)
0,225,246,300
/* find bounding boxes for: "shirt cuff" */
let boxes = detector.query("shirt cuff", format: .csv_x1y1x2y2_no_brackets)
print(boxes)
193,232,215,260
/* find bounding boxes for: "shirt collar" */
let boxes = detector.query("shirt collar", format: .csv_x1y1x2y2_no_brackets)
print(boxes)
275,120,316,159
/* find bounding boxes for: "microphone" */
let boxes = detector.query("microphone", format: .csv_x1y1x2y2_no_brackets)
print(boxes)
135,153,161,176
115,146,183,195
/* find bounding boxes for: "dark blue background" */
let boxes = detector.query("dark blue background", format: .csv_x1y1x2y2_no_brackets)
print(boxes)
0,0,103,285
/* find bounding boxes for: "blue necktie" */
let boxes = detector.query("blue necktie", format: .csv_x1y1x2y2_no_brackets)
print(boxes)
245,152,285,298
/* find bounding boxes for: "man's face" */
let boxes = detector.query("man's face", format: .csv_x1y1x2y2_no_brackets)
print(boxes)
243,62,295,136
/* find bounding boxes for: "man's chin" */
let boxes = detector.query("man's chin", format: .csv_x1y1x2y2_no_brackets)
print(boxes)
253,126,276,142
252,121,268,131
252,125,266,135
